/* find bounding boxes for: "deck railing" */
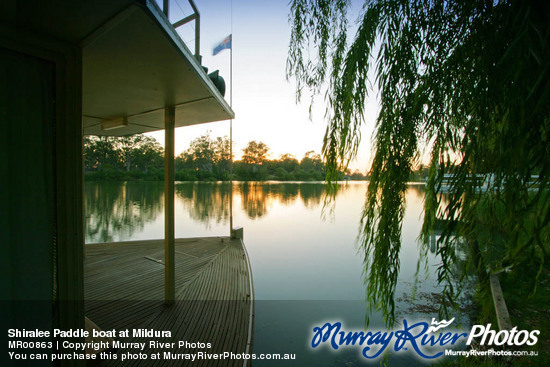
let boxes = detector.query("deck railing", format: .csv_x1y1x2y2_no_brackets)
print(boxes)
436,173,541,193
162,0,201,62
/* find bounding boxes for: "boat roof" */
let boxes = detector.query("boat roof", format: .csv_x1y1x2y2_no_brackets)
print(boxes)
5,0,234,136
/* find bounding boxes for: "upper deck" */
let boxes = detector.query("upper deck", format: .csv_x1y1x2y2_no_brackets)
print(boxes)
2,0,234,136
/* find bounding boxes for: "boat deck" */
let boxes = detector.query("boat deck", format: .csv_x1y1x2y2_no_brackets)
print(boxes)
84,237,253,366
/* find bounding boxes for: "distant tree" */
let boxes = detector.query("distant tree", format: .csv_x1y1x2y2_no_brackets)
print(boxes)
117,135,143,171
83,136,99,171
132,136,163,172
300,151,322,170
350,170,366,180
242,141,270,166
83,136,119,171
186,133,215,173
278,153,299,173
84,134,163,179
114,135,162,172
212,136,232,179
174,133,232,181
175,150,192,169
288,0,550,325
238,141,270,180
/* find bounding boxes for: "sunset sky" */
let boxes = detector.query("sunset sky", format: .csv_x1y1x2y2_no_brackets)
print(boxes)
149,0,376,171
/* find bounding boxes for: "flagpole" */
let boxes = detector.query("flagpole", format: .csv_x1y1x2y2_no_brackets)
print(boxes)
229,0,234,238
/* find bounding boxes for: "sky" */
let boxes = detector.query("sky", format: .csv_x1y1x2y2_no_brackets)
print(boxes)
149,0,377,172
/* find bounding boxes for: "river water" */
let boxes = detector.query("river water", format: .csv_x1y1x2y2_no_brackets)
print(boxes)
85,181,471,366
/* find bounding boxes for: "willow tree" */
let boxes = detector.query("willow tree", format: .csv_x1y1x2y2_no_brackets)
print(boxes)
288,0,550,325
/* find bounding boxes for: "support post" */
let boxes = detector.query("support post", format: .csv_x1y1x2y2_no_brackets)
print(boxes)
229,23,233,238
489,274,512,331
163,0,169,18
188,0,200,62
164,106,175,305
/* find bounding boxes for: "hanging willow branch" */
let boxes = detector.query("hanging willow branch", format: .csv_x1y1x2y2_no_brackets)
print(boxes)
288,0,550,326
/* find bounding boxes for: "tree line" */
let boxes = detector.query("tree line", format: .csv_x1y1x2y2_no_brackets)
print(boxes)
84,135,164,180
84,133,369,181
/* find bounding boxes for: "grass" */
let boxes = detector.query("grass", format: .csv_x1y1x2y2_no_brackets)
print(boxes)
498,264,550,365
438,261,549,366
437,191,549,366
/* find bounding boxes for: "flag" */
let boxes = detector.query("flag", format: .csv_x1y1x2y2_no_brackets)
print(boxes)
213,34,232,56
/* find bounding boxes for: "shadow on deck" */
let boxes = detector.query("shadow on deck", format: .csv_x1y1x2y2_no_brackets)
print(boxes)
84,237,253,366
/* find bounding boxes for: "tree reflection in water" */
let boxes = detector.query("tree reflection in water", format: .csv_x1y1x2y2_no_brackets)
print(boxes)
85,181,164,243
236,182,342,218
175,182,231,227
84,181,471,334
85,181,346,242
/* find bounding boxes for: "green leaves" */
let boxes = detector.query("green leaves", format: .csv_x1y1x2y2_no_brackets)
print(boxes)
289,0,550,326
84,134,163,173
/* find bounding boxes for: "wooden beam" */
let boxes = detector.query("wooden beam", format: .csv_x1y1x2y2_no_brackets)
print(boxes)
172,13,196,29
1,24,86,367
56,45,86,344
163,0,169,18
164,106,175,305
489,273,512,331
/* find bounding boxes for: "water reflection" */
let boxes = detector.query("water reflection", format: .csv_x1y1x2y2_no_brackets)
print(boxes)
236,182,331,218
85,181,164,243
237,182,272,219
84,181,461,302
84,181,470,365
175,182,231,226
85,181,346,242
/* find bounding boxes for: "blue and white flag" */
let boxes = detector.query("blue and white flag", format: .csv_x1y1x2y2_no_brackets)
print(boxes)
213,34,232,56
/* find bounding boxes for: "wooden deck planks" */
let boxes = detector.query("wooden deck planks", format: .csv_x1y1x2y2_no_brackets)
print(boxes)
84,237,252,366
